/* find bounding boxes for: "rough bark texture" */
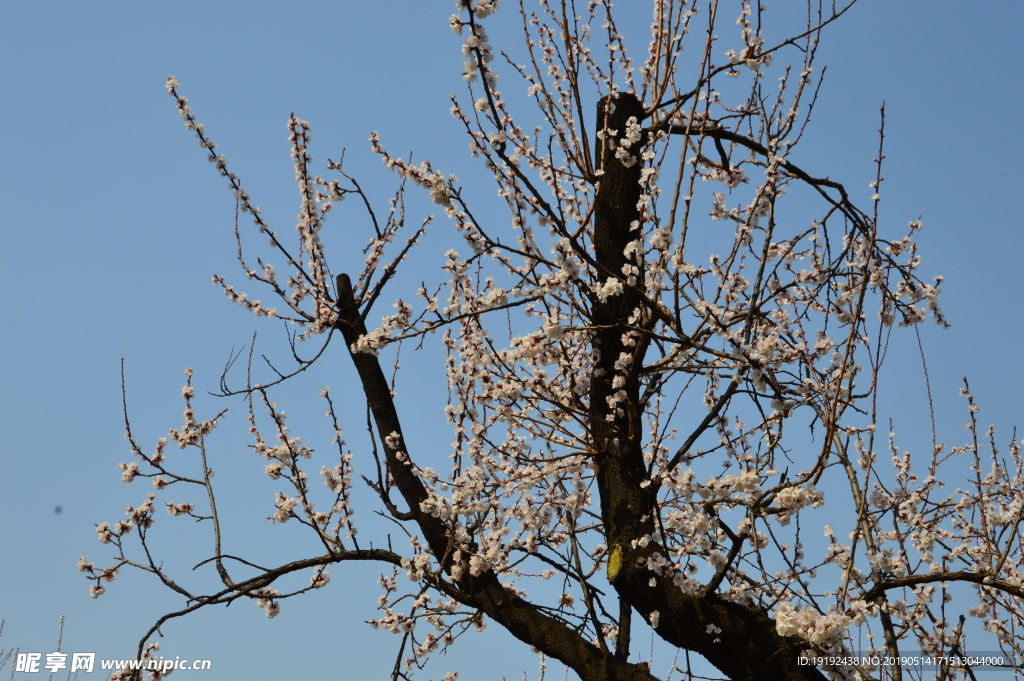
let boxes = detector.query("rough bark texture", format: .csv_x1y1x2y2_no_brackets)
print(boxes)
591,92,654,562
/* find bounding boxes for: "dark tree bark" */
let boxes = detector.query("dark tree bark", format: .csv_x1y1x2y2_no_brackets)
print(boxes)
585,93,827,681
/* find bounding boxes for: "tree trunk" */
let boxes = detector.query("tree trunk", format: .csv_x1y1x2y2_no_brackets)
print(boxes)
588,93,827,681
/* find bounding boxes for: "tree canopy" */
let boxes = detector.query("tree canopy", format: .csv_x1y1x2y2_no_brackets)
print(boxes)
82,2,1023,680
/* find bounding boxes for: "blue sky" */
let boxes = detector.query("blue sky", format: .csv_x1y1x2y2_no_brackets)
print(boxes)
1,1,1022,679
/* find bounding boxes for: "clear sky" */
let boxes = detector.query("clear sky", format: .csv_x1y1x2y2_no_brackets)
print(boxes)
1,1,1022,679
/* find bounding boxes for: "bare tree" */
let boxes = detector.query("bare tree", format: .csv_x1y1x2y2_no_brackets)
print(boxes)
82,1,1024,680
